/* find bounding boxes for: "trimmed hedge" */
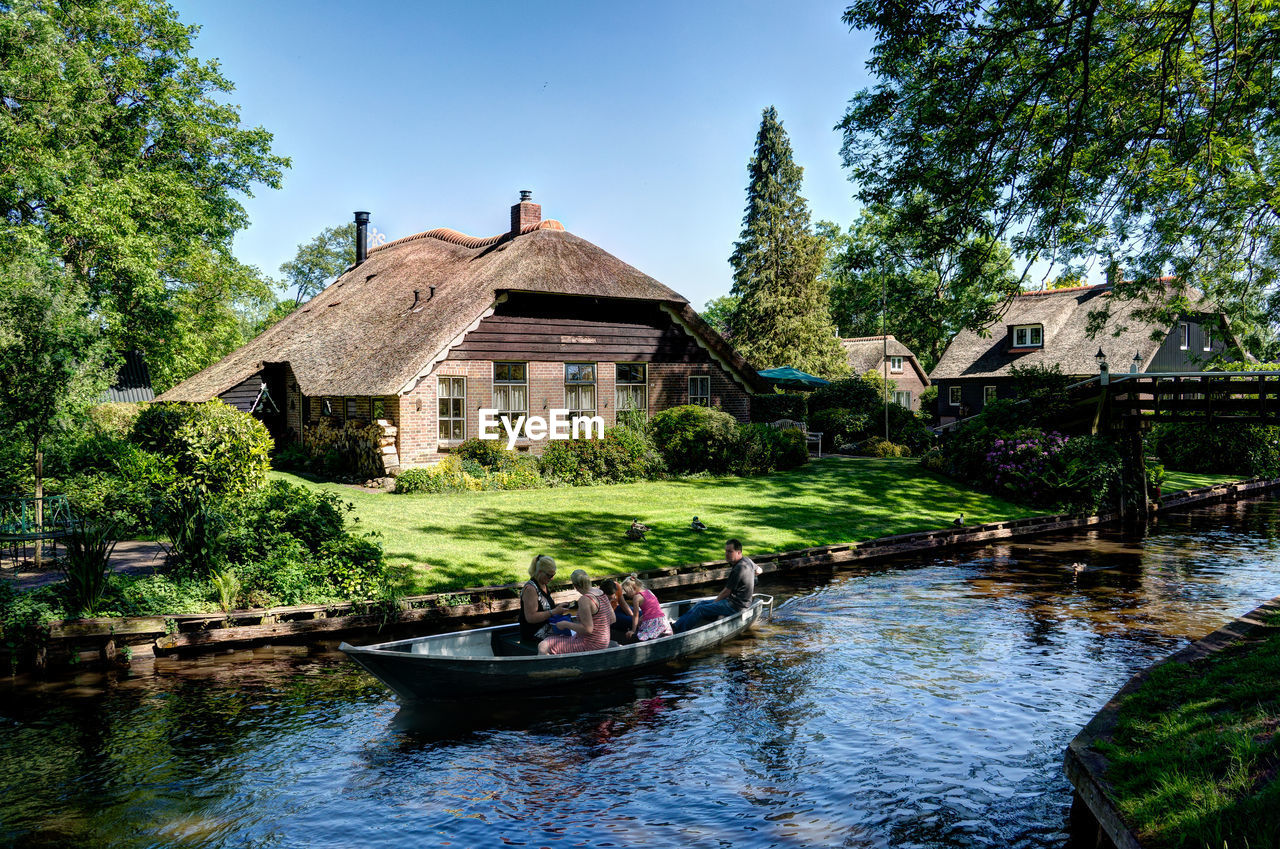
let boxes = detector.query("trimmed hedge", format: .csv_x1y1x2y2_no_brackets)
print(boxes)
1150,422,1280,478
750,393,807,424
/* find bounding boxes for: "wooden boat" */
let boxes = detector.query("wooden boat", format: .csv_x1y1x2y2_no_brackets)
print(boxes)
339,594,774,701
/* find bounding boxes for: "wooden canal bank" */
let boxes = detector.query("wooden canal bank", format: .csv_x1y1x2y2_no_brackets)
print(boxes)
1064,593,1280,849
6,477,1280,673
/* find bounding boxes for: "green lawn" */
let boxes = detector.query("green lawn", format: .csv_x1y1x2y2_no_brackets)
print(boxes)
1163,470,1244,493
1095,615,1280,848
273,457,1038,594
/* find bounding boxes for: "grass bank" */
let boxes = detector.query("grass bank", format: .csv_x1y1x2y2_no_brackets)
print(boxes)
273,457,1039,594
1162,470,1244,494
1095,614,1280,848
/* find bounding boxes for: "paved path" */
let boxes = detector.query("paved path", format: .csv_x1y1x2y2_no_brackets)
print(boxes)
1,540,169,591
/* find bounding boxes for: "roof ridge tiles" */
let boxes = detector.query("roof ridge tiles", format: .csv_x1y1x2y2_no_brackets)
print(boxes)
370,219,566,255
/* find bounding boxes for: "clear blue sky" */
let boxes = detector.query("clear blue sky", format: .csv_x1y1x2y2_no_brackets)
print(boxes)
171,1,875,308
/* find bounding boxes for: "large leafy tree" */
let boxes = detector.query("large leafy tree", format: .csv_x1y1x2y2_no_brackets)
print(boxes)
729,107,848,377
279,222,356,304
0,0,289,385
0,248,109,553
820,202,1019,371
839,1,1280,345
699,294,739,339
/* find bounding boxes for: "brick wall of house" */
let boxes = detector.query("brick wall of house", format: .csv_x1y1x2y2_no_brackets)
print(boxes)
394,357,753,467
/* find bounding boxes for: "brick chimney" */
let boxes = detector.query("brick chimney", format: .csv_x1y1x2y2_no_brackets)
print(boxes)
510,190,541,234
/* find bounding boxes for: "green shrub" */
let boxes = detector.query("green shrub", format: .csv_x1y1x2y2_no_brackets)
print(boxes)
808,377,883,417
1151,422,1280,478
392,456,482,494
111,572,218,616
455,438,510,470
750,393,807,423
857,437,912,458
536,427,661,486
488,454,543,490
159,495,229,576
648,405,739,473
918,385,939,422
733,424,809,474
87,402,145,438
272,443,312,472
59,523,118,616
810,408,872,449
226,480,349,557
132,401,272,498
55,447,177,535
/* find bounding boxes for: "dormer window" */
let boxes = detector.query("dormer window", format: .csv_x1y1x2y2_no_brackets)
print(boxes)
1012,324,1043,348
889,356,903,373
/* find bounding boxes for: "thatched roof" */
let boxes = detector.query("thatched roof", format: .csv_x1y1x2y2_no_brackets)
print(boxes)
840,335,929,384
161,222,764,400
929,284,1228,381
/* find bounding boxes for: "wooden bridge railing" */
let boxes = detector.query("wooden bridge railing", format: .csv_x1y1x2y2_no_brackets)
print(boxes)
1085,371,1280,426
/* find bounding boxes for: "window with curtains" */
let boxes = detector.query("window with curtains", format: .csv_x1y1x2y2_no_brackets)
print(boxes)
493,362,528,436
437,376,465,441
893,390,912,408
688,375,711,406
889,356,903,373
615,364,647,422
565,363,597,418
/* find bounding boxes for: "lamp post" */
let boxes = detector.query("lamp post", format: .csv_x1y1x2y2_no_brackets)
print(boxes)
1131,351,1142,374
1096,347,1110,386
882,270,889,440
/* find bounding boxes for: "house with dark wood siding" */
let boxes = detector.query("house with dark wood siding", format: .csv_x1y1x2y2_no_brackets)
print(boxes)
929,283,1243,424
840,335,930,411
158,194,765,471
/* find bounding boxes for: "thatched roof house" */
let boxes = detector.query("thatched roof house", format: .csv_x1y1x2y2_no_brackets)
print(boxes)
160,194,765,472
930,283,1242,422
839,335,929,412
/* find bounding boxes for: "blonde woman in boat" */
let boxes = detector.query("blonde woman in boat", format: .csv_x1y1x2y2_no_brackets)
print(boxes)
538,569,615,655
518,555,570,644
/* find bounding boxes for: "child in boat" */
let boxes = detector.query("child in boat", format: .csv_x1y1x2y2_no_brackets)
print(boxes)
621,575,673,642
539,570,616,655
599,578,635,642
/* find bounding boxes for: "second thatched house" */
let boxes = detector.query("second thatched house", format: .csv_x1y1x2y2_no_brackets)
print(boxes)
159,194,765,473
840,335,930,411
929,283,1243,423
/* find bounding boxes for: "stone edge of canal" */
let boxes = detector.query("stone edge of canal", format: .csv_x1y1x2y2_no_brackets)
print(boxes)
7,477,1280,673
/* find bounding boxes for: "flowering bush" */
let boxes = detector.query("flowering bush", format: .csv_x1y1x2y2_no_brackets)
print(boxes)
986,432,1069,501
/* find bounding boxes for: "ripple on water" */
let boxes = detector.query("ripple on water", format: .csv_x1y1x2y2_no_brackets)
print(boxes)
2,499,1280,848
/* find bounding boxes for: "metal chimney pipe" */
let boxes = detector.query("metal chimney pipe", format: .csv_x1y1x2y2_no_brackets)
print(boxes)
354,211,371,265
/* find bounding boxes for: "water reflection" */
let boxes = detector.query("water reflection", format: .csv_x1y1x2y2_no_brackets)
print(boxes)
3,498,1280,848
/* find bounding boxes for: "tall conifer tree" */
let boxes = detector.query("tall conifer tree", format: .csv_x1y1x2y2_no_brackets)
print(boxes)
728,107,847,377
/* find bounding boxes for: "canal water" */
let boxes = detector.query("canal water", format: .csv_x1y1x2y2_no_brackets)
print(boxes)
3,498,1280,849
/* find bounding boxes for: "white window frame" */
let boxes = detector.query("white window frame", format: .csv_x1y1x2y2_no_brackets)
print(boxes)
437,376,466,442
492,362,529,438
1179,322,1190,350
615,363,648,420
893,389,911,408
1012,324,1043,348
889,356,904,373
984,386,998,403
948,386,962,406
689,375,711,406
564,363,597,419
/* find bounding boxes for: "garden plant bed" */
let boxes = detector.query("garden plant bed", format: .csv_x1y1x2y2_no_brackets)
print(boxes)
9,474,1277,671
1065,594,1280,849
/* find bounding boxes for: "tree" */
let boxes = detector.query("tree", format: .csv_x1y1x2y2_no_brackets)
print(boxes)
279,222,357,303
0,0,289,384
0,252,109,561
839,1,1280,345
729,107,848,377
699,294,739,339
820,202,1019,371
